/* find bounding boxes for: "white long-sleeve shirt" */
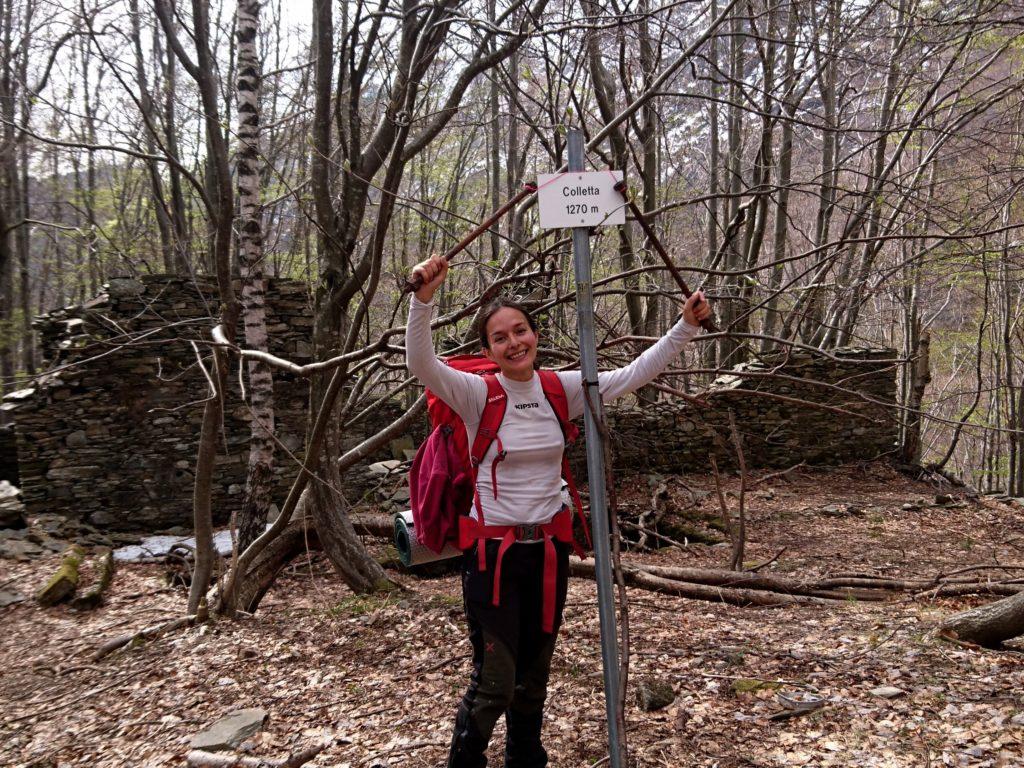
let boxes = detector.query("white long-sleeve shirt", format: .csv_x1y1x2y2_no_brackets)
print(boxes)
405,296,700,526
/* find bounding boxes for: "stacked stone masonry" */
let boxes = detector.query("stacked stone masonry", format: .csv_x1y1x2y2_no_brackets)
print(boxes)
4,276,898,531
566,349,898,481
0,424,18,485
5,276,314,530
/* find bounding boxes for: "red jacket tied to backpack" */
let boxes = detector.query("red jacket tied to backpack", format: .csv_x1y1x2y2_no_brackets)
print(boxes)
407,355,495,553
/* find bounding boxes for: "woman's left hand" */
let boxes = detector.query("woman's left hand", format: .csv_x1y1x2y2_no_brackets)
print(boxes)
683,290,712,327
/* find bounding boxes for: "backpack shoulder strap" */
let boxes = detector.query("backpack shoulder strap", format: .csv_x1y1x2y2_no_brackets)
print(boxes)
537,370,590,552
470,374,507,467
537,369,578,442
469,374,508,566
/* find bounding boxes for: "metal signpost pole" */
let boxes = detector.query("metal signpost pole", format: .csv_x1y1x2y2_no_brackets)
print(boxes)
566,128,625,768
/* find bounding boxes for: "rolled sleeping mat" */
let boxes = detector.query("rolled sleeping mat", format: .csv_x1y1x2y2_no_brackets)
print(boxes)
394,510,462,567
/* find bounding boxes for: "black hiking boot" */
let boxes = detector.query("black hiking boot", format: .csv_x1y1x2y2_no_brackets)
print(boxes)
447,703,490,768
503,707,547,768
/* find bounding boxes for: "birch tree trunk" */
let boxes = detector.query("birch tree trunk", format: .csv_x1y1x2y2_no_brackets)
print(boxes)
234,0,277,556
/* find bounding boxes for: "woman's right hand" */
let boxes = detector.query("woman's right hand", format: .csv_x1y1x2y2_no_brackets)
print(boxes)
411,253,448,303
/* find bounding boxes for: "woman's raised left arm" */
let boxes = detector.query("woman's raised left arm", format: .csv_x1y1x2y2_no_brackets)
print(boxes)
559,291,711,418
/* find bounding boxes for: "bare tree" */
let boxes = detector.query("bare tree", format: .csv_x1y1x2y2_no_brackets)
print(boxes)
232,0,276,556
154,0,241,614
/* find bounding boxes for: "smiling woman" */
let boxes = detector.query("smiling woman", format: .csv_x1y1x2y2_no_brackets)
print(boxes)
476,300,540,382
405,253,711,768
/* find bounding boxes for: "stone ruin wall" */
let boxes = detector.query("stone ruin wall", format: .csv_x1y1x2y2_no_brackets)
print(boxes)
4,275,898,531
4,275,314,530
0,424,18,485
566,349,898,482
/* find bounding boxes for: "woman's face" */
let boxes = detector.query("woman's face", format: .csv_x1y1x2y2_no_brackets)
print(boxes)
483,307,538,382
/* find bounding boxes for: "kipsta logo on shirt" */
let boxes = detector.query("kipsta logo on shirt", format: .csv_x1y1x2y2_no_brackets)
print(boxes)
515,402,540,410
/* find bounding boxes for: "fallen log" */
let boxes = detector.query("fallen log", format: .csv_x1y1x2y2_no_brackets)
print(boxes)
569,558,830,606
938,589,1024,649
922,583,1023,598
350,513,394,539
186,744,325,768
811,576,931,591
585,561,1023,602
750,461,807,488
37,545,85,606
623,563,882,600
812,576,1023,597
638,563,821,593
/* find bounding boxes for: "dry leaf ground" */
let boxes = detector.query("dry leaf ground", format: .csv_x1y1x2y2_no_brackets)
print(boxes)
2,462,1023,767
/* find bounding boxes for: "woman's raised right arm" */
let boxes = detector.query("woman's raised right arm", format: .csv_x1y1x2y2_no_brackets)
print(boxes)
405,287,485,422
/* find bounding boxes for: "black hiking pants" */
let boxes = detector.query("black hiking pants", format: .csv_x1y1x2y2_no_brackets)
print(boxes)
446,538,570,768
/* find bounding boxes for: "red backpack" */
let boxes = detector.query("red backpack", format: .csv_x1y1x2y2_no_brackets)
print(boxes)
408,355,590,555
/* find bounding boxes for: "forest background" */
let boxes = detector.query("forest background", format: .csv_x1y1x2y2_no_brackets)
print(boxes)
3,0,1024,764
2,0,1024,607
4,0,1024,497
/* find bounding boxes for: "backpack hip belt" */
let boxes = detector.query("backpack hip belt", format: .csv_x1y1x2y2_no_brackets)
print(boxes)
457,507,578,634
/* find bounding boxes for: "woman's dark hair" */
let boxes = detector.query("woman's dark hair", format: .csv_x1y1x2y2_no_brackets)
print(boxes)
476,297,537,349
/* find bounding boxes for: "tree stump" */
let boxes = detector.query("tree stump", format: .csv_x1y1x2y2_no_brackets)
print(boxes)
939,590,1024,649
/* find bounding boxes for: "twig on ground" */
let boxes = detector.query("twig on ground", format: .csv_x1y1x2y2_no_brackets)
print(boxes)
766,705,832,722
618,521,694,552
186,743,326,767
93,614,198,661
932,564,1024,582
0,575,22,590
746,548,787,572
363,739,441,761
824,627,901,664
392,652,470,681
749,462,807,489
8,668,148,724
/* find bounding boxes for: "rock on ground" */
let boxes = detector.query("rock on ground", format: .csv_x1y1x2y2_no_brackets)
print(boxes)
636,677,676,712
0,480,25,529
189,708,269,751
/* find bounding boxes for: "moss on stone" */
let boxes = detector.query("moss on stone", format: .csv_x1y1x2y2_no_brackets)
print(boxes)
36,544,85,606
